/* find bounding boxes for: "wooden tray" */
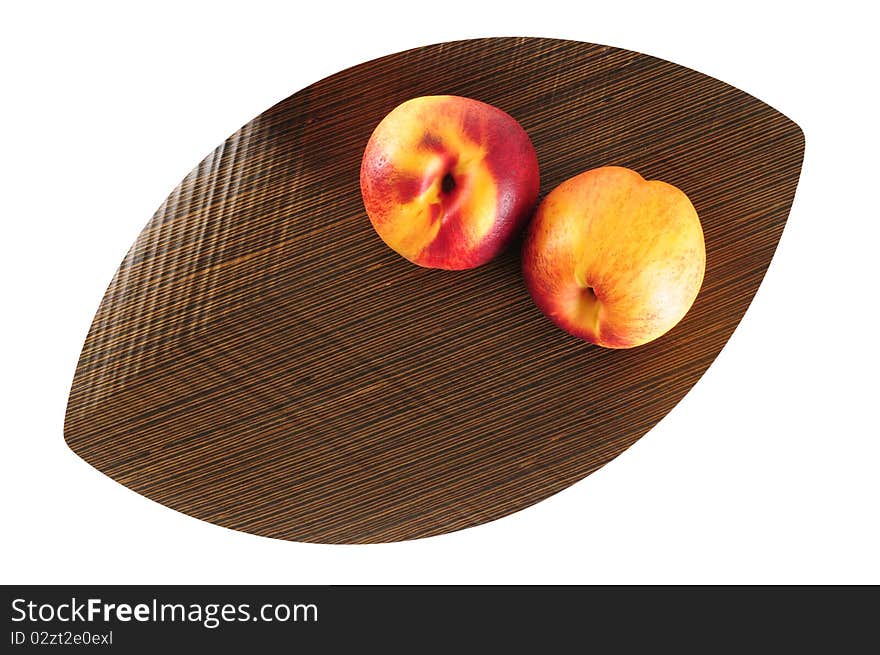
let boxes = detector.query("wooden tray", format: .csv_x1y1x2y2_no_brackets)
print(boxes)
65,37,804,543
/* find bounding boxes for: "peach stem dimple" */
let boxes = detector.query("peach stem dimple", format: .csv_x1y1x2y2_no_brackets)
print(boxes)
574,284,602,336
441,172,456,194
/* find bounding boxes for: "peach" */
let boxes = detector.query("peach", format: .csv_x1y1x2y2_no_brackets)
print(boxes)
523,166,705,348
360,95,539,270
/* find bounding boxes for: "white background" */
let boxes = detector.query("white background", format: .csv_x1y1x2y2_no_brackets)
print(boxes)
2,1,878,584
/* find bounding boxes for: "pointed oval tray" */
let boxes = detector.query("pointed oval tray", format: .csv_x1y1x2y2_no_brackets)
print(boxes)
65,37,803,543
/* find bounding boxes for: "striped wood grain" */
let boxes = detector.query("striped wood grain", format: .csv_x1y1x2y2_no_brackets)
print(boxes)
65,38,804,543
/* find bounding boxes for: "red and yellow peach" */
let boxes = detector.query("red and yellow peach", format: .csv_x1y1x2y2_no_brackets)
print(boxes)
360,95,539,270
522,166,705,348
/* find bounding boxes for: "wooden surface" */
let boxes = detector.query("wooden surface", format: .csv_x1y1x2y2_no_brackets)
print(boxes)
65,38,804,543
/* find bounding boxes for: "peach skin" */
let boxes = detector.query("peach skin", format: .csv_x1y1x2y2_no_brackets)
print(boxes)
360,95,539,270
523,166,705,348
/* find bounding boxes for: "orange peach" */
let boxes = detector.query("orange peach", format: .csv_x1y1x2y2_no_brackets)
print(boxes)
523,166,705,348
360,95,539,270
